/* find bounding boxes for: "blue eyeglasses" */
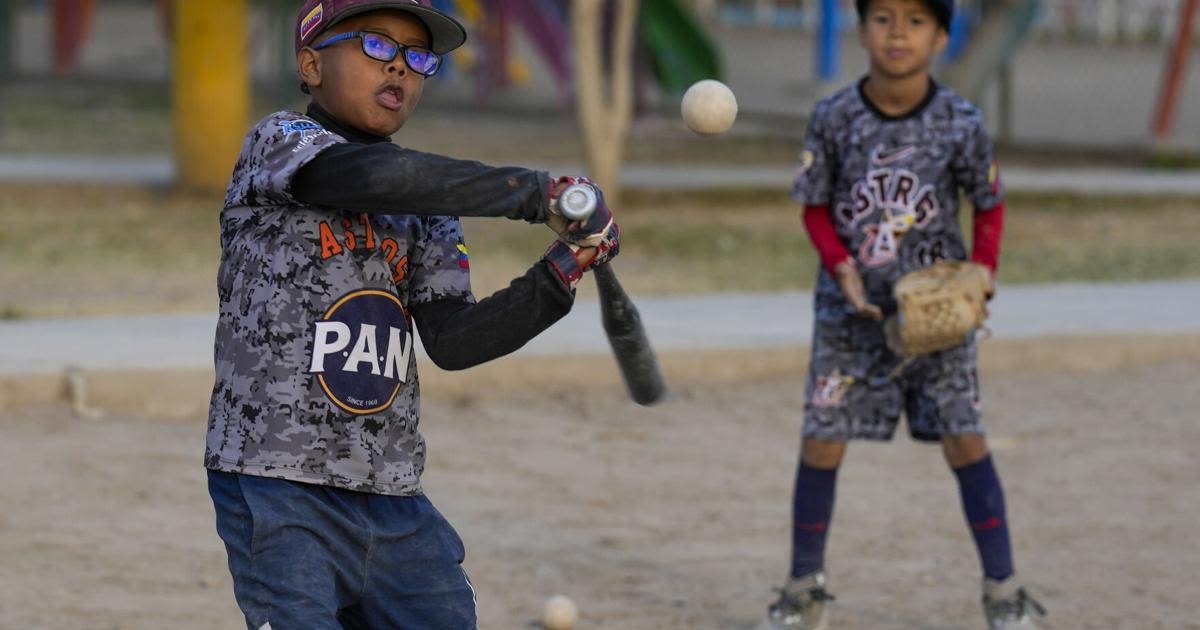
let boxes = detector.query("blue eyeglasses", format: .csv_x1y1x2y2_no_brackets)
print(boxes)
312,31,443,77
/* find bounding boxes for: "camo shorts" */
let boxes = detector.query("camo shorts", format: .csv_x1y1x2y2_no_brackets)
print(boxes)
802,316,983,442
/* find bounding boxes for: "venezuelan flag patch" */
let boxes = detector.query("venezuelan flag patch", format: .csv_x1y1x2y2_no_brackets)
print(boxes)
300,4,324,42
456,243,470,269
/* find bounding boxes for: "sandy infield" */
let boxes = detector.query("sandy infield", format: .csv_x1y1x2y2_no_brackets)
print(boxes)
1,337,1198,629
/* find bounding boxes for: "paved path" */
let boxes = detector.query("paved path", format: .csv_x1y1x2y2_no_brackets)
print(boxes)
2,280,1196,376
0,155,174,185
3,154,1199,196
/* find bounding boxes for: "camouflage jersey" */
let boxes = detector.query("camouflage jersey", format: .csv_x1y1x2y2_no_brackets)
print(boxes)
205,111,476,496
792,78,1002,319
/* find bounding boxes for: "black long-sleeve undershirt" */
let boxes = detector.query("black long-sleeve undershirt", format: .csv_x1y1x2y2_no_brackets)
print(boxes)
293,103,550,221
410,262,573,370
290,103,574,370
293,142,551,221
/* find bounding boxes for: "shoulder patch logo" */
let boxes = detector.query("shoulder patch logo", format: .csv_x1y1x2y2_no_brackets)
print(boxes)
456,243,470,269
280,119,322,137
280,119,330,153
308,289,412,415
299,4,324,42
795,150,815,177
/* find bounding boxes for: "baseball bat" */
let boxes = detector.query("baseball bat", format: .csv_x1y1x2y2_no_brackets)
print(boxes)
558,184,667,406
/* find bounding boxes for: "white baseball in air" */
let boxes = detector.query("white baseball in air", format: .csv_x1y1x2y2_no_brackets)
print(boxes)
541,594,579,630
681,79,738,136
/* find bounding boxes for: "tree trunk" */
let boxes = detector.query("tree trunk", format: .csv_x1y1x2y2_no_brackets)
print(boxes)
572,0,639,204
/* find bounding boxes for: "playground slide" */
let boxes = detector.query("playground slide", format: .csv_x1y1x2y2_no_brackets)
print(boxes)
943,0,1040,102
640,0,722,95
508,0,571,87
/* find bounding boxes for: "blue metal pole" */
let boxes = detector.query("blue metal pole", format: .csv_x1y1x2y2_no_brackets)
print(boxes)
430,0,454,79
818,0,840,82
945,4,974,61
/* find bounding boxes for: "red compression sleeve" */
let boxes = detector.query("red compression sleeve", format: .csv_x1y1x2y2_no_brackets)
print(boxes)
970,201,1005,273
803,204,852,275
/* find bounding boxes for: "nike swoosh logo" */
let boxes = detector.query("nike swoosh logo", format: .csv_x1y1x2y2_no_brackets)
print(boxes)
871,145,916,165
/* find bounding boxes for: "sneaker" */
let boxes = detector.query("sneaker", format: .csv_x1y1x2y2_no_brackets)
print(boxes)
758,570,834,630
982,575,1046,629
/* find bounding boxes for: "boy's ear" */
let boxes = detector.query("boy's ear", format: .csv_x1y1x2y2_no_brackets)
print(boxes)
297,47,322,91
933,26,949,55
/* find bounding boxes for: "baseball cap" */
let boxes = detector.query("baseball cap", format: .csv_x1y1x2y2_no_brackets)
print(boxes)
855,0,954,30
294,0,467,55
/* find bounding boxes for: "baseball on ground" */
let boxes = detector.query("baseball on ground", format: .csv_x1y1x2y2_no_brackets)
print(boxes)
681,79,738,135
541,594,579,629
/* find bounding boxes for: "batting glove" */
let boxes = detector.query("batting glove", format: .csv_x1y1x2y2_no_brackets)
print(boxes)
583,221,620,269
548,175,615,248
544,222,620,288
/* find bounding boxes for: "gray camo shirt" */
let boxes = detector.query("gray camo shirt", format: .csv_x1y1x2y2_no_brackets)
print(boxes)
793,79,1002,319
205,111,473,496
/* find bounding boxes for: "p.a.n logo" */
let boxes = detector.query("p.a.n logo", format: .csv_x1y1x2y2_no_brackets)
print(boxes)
308,289,412,415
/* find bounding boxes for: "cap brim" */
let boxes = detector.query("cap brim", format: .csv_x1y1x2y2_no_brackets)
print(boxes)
327,2,467,54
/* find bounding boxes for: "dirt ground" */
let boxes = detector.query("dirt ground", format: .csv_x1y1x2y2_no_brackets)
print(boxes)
1,340,1198,630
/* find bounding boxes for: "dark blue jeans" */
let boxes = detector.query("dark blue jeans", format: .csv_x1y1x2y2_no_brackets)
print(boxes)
208,470,477,629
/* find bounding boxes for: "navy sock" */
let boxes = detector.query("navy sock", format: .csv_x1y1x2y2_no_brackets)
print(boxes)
789,461,838,578
954,454,1015,580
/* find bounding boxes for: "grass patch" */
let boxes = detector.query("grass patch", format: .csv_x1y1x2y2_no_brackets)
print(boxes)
999,195,1200,284
0,81,174,155
0,304,27,321
0,185,223,316
1,184,1197,317
1147,150,1200,170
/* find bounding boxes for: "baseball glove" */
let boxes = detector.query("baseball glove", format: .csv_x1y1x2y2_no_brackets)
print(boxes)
885,260,992,357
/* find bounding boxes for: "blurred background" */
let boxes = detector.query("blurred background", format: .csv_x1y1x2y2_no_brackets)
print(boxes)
1,2,1199,628
0,0,1198,317
4,1,1200,150
3,0,1199,150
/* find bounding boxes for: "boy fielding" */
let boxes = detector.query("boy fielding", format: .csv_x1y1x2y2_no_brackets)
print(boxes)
761,1,1045,629
205,1,616,627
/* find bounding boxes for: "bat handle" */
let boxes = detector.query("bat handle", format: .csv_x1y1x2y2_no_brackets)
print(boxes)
555,183,598,222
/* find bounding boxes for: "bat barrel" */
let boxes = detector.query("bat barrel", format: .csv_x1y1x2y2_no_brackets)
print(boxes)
594,264,668,406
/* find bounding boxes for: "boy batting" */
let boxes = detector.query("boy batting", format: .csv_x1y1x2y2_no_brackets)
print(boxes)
205,1,617,627
760,1,1045,629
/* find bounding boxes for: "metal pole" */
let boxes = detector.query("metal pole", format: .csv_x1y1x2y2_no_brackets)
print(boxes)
53,0,96,76
997,61,1013,143
173,0,249,192
1151,0,1198,142
277,1,297,102
0,0,11,82
817,0,839,82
